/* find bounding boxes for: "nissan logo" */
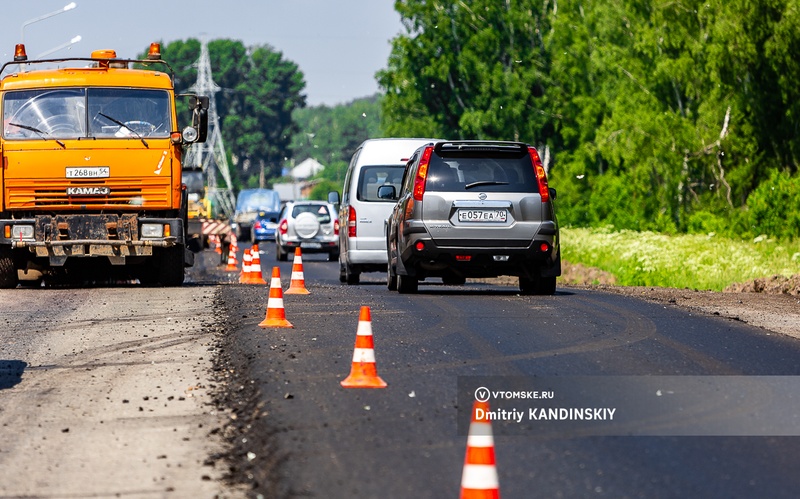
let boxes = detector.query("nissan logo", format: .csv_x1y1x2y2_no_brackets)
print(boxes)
479,193,487,200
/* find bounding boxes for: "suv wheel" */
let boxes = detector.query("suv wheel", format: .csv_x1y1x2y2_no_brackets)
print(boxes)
387,262,397,291
519,276,556,295
397,273,418,294
276,244,288,261
442,273,466,286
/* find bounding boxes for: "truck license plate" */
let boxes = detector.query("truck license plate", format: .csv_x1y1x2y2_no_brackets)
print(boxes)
66,167,110,179
457,209,507,223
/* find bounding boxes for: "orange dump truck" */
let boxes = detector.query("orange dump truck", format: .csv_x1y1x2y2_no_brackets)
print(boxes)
0,43,208,287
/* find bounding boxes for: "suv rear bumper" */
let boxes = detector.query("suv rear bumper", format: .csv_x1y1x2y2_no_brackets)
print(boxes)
398,236,560,279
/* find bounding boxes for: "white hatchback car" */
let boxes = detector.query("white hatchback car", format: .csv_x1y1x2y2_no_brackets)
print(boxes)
330,138,439,284
275,201,339,261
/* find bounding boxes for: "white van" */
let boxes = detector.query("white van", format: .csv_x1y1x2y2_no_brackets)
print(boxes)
331,138,438,284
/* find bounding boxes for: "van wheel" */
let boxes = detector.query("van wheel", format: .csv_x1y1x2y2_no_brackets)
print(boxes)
397,273,417,294
345,264,360,285
339,261,347,283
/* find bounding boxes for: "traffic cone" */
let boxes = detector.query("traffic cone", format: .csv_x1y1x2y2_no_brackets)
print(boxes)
259,267,294,328
285,247,310,295
228,233,239,257
249,244,267,285
239,248,252,284
460,400,500,499
224,245,238,272
212,234,222,255
340,306,387,388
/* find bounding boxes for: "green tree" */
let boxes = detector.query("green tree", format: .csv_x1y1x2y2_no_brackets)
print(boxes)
290,95,383,189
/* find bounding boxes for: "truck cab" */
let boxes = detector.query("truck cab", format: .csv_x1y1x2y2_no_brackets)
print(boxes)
0,43,208,287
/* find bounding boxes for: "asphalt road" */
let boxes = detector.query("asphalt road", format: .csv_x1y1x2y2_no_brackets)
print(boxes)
218,245,800,499
2,246,800,499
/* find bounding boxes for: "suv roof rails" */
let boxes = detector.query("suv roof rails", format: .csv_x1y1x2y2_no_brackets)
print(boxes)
433,140,528,154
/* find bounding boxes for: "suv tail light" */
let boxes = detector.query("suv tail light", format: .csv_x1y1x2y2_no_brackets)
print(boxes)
413,146,434,201
347,205,357,237
278,219,288,235
528,146,550,203
253,221,262,230
334,219,340,236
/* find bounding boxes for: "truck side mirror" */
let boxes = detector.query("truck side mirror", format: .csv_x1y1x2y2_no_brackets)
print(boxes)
181,95,210,144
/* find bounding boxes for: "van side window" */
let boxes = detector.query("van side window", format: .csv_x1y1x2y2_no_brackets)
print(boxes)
357,165,406,202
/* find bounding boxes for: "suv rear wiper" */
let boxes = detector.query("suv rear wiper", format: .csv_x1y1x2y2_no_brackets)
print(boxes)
8,122,66,149
465,180,509,189
97,112,149,148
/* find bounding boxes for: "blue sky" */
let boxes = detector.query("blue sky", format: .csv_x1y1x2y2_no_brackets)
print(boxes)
1,1,403,106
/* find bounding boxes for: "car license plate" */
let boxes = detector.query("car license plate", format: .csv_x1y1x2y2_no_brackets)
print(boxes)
66,167,110,179
457,209,507,223
300,242,321,249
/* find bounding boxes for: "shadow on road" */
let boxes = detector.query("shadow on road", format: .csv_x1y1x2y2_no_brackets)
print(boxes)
0,360,27,390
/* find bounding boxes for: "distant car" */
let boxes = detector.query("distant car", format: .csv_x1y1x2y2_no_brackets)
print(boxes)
385,140,561,294
231,188,281,241
330,138,440,285
252,210,280,242
275,201,339,261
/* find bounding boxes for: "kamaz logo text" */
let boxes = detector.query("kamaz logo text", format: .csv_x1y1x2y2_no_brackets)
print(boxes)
66,187,110,196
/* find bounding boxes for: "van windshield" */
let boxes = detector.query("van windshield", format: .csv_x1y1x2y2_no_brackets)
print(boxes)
357,165,405,202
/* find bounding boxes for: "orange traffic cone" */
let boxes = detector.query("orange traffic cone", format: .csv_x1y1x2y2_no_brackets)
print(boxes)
239,248,252,284
259,267,294,328
285,247,310,295
340,306,387,388
224,241,238,272
229,233,239,257
460,400,500,499
213,234,222,255
249,244,267,285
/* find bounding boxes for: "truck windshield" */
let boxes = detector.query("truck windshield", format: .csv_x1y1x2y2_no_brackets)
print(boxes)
3,88,171,140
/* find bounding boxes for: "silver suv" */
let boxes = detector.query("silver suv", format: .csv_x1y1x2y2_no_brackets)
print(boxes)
384,141,560,294
275,201,339,261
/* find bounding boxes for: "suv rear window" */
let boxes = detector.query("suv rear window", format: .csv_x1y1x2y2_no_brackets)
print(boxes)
426,151,539,193
357,165,406,201
291,204,331,223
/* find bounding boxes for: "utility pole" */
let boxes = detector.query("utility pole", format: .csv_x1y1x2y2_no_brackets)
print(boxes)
184,39,236,218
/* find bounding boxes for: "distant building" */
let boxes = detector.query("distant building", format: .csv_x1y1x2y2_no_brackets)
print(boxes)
275,158,326,202
291,158,325,180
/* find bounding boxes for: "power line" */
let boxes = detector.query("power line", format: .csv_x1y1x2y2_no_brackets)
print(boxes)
184,39,236,218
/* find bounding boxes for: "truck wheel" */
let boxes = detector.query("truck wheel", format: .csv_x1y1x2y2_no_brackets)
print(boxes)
157,246,185,286
0,250,18,289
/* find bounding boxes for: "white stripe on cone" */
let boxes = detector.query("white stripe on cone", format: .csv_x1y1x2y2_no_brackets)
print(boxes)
461,464,500,489
351,347,376,363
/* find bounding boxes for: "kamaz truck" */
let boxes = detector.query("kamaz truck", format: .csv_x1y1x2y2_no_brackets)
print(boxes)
0,43,208,287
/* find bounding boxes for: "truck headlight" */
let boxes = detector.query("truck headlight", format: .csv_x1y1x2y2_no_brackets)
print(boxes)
141,223,164,238
11,225,34,240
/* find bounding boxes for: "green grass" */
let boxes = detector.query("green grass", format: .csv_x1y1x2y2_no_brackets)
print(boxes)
561,227,800,291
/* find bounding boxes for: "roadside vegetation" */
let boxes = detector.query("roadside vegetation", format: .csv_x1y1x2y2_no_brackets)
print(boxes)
562,227,800,291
